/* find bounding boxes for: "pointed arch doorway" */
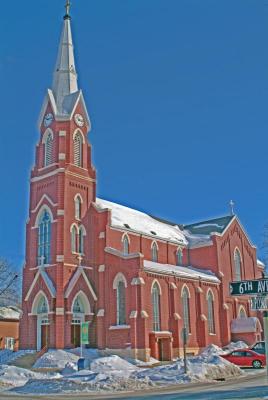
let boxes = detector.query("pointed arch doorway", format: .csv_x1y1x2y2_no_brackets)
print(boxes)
32,292,50,351
71,292,91,348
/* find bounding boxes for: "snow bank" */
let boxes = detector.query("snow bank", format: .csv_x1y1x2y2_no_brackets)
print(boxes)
222,341,248,353
90,355,137,378
199,344,225,357
135,354,242,385
0,365,59,388
33,350,79,369
6,343,245,395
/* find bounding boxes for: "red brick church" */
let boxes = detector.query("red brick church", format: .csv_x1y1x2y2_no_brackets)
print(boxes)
20,4,264,361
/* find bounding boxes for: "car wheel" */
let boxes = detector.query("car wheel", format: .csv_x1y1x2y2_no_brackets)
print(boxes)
252,360,262,369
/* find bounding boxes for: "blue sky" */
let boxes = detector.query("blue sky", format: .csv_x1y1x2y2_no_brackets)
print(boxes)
0,0,268,269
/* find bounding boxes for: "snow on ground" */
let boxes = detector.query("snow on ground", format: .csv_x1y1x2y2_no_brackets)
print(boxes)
33,349,79,369
0,365,60,388
135,354,242,385
90,355,137,377
199,341,248,358
0,342,247,395
223,341,249,353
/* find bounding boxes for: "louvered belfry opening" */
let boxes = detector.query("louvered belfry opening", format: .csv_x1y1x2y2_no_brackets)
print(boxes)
74,132,82,166
44,133,53,167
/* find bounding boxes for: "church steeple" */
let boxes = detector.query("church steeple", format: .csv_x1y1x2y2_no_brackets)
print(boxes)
52,1,78,115
38,1,90,128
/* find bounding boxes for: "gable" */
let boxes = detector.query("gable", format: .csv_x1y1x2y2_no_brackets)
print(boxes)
184,216,234,235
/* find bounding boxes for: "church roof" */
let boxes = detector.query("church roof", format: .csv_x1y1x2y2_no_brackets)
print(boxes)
0,306,21,321
231,317,262,333
95,198,188,246
144,260,220,283
184,216,235,235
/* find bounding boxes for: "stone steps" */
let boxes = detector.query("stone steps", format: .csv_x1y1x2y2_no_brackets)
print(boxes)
8,352,40,369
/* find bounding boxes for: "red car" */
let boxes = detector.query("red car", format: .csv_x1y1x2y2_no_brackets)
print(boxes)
221,349,266,369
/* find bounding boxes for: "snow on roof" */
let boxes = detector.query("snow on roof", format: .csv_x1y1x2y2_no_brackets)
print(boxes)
257,259,265,268
185,216,234,235
0,307,21,320
143,260,220,283
95,198,188,245
183,230,213,248
230,317,262,334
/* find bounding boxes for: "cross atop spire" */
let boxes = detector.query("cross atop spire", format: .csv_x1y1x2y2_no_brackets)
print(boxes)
229,200,235,216
64,0,71,19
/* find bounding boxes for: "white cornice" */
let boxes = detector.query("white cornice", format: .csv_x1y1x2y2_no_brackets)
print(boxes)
31,168,65,183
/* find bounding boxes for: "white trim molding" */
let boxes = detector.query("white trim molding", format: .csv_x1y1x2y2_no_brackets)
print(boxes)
131,277,145,286
98,265,105,272
31,194,58,214
97,309,105,317
129,311,138,319
64,267,97,301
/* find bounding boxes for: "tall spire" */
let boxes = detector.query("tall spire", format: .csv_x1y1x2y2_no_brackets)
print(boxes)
52,1,78,114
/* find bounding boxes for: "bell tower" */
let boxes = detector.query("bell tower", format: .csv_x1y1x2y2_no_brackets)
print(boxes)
20,2,97,350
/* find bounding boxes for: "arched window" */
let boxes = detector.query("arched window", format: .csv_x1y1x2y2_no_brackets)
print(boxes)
152,282,161,331
238,306,247,319
207,291,215,334
122,235,129,255
73,297,85,314
182,286,191,334
38,210,51,265
71,225,77,253
44,132,53,167
234,249,242,281
151,242,158,262
177,248,183,266
75,195,82,220
73,131,83,167
116,280,126,325
37,296,48,314
78,226,85,254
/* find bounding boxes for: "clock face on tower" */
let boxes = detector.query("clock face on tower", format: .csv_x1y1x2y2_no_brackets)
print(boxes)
74,113,84,127
43,113,54,128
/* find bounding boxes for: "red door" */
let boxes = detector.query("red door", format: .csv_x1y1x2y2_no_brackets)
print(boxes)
71,325,81,347
41,325,49,349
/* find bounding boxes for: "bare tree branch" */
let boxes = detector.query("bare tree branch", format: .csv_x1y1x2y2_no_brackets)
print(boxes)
0,258,20,307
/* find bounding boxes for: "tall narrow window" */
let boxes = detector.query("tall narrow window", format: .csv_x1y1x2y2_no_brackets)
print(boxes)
234,249,242,281
123,235,129,255
78,226,85,254
38,210,51,265
177,248,183,266
73,296,84,314
74,131,83,167
75,195,82,220
37,296,48,314
239,306,247,318
116,280,126,325
44,132,53,167
71,225,77,253
152,242,158,262
182,286,191,334
207,291,215,334
152,282,161,331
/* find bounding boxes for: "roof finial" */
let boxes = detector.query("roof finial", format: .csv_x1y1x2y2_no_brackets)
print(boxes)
229,200,235,216
64,0,71,19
